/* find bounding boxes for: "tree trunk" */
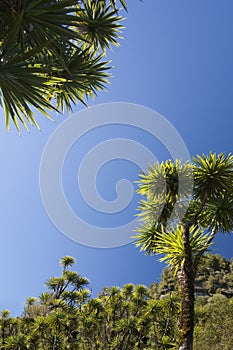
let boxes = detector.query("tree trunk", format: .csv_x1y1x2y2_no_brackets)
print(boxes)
177,226,195,350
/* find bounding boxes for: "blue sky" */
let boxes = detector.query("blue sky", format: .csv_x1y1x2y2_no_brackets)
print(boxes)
0,0,233,315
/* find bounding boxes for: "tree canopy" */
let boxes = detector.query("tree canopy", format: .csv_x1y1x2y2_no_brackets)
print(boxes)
1,253,233,349
0,0,126,131
134,152,233,350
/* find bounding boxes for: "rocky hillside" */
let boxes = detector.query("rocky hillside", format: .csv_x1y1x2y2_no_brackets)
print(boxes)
150,253,233,298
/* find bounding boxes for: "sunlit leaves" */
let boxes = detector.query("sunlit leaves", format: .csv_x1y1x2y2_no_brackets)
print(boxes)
134,152,233,287
133,224,161,255
99,0,128,12
76,0,124,52
136,160,193,231
53,50,111,112
134,224,213,275
193,152,233,199
156,226,213,271
5,334,29,350
60,256,76,269
0,0,125,131
1,253,233,349
199,192,233,233
137,160,193,200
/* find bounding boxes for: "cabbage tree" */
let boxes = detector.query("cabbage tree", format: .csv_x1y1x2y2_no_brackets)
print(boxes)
134,152,233,350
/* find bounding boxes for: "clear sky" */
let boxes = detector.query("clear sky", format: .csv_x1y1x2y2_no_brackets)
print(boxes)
0,0,233,316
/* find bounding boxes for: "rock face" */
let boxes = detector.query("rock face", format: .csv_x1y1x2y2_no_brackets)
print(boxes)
157,253,233,299
221,289,233,297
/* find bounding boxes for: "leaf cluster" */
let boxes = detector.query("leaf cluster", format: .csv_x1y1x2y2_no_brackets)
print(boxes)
0,256,180,349
1,253,233,349
0,0,125,131
134,152,233,273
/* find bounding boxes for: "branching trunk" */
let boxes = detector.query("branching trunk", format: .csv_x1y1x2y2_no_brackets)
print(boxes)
177,226,195,350
193,226,218,271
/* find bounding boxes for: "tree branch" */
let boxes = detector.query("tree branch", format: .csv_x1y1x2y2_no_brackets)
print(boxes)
193,225,218,271
186,191,209,228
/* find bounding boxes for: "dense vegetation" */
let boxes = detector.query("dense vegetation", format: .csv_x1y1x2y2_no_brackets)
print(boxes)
0,253,232,349
1,2,232,349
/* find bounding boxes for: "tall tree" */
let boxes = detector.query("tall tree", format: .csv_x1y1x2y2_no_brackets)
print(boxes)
0,0,125,131
134,152,233,350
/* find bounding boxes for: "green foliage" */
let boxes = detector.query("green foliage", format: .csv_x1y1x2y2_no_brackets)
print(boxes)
134,153,233,272
0,0,125,131
136,160,193,227
158,253,233,298
134,152,233,349
194,295,233,350
193,152,233,199
193,152,233,233
156,226,213,274
77,0,124,52
0,256,180,349
0,254,233,349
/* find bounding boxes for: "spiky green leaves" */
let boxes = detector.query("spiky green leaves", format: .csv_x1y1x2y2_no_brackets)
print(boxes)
193,152,233,233
99,0,128,12
60,256,76,269
135,152,233,350
198,192,233,233
136,159,193,227
134,225,213,272
77,0,124,52
0,0,125,131
156,226,213,271
135,152,233,270
193,152,233,198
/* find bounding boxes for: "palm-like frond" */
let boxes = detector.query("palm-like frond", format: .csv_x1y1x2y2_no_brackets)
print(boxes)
54,50,111,112
134,224,213,274
5,334,28,349
112,0,127,11
136,197,172,226
99,0,128,12
136,159,193,229
135,153,233,260
0,0,125,131
193,152,233,199
133,225,159,255
155,226,213,272
60,256,76,269
137,160,193,203
32,316,49,334
0,0,83,59
137,162,167,200
77,0,124,52
198,191,233,233
0,59,59,131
